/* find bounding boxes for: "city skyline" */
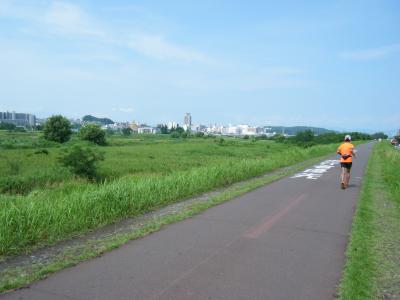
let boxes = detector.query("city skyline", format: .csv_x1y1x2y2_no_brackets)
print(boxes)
1,109,394,137
1,1,399,135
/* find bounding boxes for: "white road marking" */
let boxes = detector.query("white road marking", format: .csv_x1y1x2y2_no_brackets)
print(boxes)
291,160,339,180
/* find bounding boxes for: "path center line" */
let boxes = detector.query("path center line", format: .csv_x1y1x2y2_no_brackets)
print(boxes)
243,193,307,239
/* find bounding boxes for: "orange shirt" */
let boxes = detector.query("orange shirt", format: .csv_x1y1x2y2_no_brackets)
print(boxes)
337,142,354,163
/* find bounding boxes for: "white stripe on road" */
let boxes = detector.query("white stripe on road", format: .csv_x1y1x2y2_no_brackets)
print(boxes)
291,159,339,180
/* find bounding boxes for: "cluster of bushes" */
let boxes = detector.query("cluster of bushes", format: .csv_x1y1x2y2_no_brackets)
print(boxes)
43,116,106,180
0,123,27,132
272,130,372,148
157,124,204,138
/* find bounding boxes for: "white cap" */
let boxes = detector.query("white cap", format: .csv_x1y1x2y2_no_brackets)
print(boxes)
345,135,351,141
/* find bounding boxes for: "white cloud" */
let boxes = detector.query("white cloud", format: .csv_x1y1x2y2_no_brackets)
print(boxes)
128,34,211,63
112,107,135,113
43,1,105,38
1,1,211,63
340,44,400,60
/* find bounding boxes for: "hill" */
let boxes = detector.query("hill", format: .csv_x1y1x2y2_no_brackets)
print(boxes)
264,126,334,135
82,115,114,125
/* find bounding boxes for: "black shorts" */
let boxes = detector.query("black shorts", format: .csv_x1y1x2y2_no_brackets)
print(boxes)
341,162,352,169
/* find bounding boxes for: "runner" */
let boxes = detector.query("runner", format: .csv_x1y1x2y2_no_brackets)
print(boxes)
337,135,355,189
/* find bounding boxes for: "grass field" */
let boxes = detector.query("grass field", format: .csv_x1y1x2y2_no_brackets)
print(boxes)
338,142,400,299
0,131,340,256
0,132,292,194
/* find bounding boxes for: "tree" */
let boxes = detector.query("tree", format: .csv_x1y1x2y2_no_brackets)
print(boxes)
35,124,43,131
195,132,204,137
105,128,115,135
58,144,104,179
157,124,169,134
122,127,133,136
79,124,107,145
295,130,314,143
371,132,388,140
43,115,72,143
170,125,184,134
273,134,286,143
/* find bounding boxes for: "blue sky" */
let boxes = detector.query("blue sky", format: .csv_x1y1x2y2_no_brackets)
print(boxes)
0,0,399,134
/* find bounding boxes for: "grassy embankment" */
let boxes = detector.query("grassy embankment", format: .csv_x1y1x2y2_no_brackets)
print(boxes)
0,131,340,256
338,142,400,299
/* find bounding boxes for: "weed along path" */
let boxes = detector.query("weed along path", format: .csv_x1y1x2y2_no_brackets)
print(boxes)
1,143,372,300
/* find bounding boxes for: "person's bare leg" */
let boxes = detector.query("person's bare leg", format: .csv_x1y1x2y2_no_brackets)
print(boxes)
345,169,351,187
341,167,346,189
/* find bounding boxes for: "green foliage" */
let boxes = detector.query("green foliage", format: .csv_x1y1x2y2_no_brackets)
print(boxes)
215,137,225,145
105,128,115,136
58,144,104,179
195,132,205,137
43,115,72,143
82,115,114,125
265,126,333,136
157,124,169,134
0,131,59,149
295,130,314,142
371,132,388,140
0,122,17,130
34,149,49,155
272,134,286,143
338,150,377,300
338,142,400,299
5,159,22,176
256,134,268,140
381,143,400,199
14,127,27,133
35,124,43,131
170,131,181,138
170,125,185,134
181,131,190,138
0,142,337,255
121,127,133,136
79,124,107,145
275,131,371,147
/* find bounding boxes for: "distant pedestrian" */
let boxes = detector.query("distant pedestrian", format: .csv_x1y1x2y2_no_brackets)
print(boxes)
337,135,355,189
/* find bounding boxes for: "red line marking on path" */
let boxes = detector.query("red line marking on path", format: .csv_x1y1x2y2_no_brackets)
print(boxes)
243,193,307,239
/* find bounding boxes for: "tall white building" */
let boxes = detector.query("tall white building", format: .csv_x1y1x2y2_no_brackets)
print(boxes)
167,121,178,130
184,113,192,126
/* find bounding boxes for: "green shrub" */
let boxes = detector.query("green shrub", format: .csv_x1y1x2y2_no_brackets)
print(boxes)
195,132,204,137
43,115,72,143
170,132,181,138
121,128,132,136
58,145,104,179
34,149,49,155
0,122,17,130
79,124,107,145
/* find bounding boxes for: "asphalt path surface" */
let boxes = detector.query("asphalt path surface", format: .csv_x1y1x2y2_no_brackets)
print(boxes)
1,143,372,300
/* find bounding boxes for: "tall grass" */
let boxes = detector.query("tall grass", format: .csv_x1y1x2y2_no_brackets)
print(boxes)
0,144,337,255
338,142,400,299
380,143,400,203
0,136,295,193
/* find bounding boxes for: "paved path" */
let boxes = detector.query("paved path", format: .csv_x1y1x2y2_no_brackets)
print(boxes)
1,143,372,300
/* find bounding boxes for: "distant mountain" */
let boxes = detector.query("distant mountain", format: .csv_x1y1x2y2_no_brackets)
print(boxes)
264,126,334,135
82,115,114,125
